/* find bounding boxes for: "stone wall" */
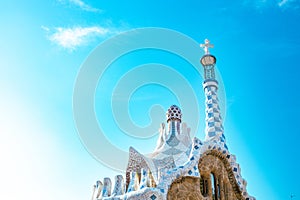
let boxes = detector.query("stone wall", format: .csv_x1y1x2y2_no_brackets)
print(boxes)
167,176,202,200
167,154,241,200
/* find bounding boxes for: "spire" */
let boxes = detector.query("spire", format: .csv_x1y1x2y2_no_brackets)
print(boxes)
200,39,225,143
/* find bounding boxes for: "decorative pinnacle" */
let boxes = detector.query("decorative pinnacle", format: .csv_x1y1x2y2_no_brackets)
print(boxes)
200,39,214,55
166,105,182,122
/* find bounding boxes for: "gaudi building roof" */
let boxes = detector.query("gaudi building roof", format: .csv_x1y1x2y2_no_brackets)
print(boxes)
91,39,255,200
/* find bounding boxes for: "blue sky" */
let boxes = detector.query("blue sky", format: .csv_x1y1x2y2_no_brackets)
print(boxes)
1,0,300,199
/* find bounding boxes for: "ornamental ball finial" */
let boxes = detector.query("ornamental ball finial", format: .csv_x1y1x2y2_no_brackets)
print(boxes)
166,105,182,122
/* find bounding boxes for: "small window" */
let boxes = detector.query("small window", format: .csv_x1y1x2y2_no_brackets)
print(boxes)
217,184,221,199
211,173,218,200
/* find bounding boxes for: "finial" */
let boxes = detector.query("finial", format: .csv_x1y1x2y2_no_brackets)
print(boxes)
166,105,182,122
200,39,214,55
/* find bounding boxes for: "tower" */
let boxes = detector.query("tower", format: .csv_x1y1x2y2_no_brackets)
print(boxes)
200,39,225,142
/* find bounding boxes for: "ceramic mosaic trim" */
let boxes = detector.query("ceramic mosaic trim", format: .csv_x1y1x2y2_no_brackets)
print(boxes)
91,40,255,200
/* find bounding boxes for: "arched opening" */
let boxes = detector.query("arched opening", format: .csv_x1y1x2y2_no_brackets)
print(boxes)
217,182,221,199
211,173,218,200
198,152,244,200
200,175,208,197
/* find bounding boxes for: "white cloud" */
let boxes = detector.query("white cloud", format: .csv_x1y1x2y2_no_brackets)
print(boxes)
41,25,50,32
278,0,292,7
58,0,101,12
69,0,101,12
244,0,298,9
46,26,119,50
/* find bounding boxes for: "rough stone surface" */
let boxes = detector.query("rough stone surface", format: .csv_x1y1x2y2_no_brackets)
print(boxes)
167,177,202,200
167,154,241,200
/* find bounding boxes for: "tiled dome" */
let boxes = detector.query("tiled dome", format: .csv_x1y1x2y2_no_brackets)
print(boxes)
166,105,182,122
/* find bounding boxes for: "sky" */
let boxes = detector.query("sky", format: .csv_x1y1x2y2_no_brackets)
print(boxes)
0,0,300,200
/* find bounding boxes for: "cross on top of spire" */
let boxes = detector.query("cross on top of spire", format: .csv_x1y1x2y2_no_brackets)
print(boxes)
200,39,214,55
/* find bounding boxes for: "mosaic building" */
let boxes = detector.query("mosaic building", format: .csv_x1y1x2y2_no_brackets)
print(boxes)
91,39,255,200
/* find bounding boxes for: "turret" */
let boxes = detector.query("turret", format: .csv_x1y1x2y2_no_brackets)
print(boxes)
200,39,225,143
166,105,182,136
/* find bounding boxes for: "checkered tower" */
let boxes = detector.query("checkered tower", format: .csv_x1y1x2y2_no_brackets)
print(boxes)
200,39,225,142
